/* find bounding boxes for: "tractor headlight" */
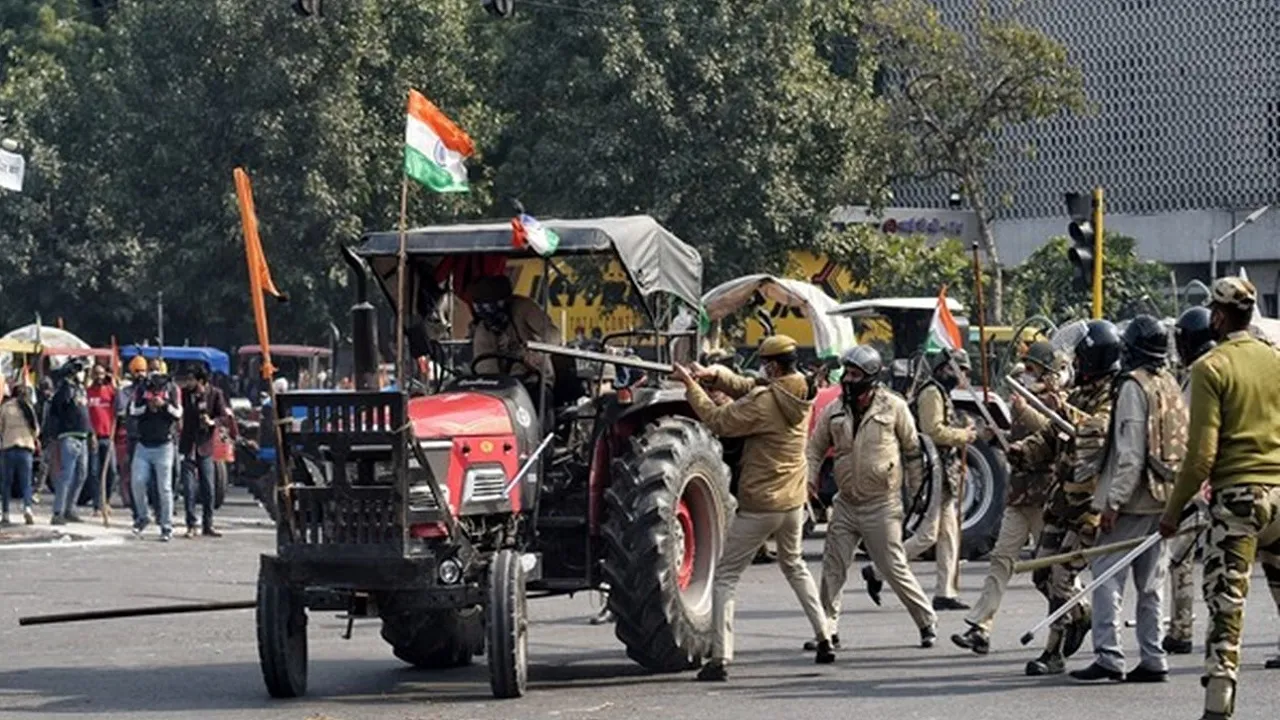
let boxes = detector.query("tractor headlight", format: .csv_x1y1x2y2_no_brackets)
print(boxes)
438,558,463,585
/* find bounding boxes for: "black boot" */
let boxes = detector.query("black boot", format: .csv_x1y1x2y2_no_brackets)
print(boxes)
1163,636,1193,655
1265,654,1280,670
861,565,883,607
804,634,840,651
1025,651,1066,676
814,638,836,664
933,596,971,611
951,625,991,655
1069,662,1125,683
919,625,937,649
696,660,728,682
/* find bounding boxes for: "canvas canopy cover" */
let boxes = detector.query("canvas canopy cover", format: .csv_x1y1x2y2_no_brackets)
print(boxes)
359,215,703,312
701,275,857,360
0,325,90,378
120,345,231,375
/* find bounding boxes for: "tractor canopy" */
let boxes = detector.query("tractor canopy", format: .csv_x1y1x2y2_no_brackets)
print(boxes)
701,275,856,361
358,215,703,314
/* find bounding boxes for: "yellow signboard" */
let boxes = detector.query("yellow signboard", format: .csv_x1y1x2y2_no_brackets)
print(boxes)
506,258,647,342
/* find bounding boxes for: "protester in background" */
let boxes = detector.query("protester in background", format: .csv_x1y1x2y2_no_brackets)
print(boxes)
147,358,181,506
118,356,148,517
84,363,119,514
49,360,92,525
130,362,182,542
34,376,55,499
179,367,228,538
1,373,39,525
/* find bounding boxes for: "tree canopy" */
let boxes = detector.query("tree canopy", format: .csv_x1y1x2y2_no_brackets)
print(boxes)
0,0,1108,355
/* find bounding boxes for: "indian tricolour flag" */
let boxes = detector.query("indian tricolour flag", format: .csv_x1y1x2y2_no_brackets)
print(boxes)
925,285,963,353
404,89,475,193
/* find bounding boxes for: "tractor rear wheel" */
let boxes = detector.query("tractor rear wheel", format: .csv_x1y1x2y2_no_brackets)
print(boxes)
380,608,480,670
603,416,732,672
256,577,308,698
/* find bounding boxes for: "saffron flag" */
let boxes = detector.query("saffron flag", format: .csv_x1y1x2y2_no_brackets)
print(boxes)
511,213,560,256
925,285,963,353
404,89,475,193
234,167,286,379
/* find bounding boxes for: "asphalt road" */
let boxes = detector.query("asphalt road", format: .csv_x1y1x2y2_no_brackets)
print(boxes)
2,489,1277,720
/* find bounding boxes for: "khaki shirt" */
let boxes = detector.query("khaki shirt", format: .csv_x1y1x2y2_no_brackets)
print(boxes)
472,296,561,383
686,368,813,513
807,387,924,506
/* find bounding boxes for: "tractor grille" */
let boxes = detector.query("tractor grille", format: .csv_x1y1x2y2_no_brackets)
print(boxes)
463,466,508,503
284,486,401,555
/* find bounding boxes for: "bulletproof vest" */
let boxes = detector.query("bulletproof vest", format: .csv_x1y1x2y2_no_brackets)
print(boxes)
1123,367,1188,502
1064,378,1114,488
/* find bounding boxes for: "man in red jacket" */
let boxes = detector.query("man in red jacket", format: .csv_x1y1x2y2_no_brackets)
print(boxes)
84,363,119,514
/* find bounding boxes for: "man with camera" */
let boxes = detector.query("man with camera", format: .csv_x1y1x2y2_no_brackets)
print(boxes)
129,363,182,541
48,359,93,525
179,367,228,538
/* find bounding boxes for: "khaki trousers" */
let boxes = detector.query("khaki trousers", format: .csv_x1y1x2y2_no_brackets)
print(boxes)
965,504,1045,631
821,494,937,634
874,480,962,599
711,506,827,662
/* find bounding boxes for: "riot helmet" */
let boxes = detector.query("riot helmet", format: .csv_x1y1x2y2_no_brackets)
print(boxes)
1121,314,1169,371
1175,306,1216,366
1073,319,1123,384
840,345,882,400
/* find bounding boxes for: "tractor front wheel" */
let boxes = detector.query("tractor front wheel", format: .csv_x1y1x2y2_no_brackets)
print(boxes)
603,416,732,672
487,549,529,699
256,576,308,698
380,608,480,670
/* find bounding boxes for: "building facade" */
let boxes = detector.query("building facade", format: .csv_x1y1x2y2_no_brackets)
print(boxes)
894,0,1280,313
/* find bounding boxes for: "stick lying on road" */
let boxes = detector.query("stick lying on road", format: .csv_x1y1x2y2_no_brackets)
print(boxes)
18,600,255,627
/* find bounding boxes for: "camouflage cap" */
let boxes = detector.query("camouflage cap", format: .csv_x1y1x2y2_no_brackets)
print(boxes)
1210,276,1257,311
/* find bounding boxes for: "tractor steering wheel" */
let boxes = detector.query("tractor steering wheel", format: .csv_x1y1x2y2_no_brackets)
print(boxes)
469,351,544,385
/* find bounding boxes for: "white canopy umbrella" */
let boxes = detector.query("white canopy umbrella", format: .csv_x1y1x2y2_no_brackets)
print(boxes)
0,324,91,378
701,275,857,360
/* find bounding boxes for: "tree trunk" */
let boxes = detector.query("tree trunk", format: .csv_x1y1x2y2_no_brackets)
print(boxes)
966,180,1003,324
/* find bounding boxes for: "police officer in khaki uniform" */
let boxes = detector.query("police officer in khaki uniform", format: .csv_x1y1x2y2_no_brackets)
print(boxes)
806,346,939,650
1070,315,1186,683
468,274,560,384
673,335,833,680
953,341,1063,654
867,348,974,611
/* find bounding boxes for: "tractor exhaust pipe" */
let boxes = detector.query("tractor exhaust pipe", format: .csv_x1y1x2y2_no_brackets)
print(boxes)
342,246,379,391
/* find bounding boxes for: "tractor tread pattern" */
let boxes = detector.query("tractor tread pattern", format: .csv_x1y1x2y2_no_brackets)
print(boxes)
256,580,308,699
487,548,528,698
602,416,730,673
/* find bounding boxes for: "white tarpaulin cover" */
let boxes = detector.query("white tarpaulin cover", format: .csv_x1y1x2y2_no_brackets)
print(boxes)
0,148,24,192
701,275,857,359
0,324,90,378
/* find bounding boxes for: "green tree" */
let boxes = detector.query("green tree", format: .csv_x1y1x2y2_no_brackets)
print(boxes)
0,0,502,349
1009,234,1173,322
489,0,888,287
865,0,1087,322
818,225,974,304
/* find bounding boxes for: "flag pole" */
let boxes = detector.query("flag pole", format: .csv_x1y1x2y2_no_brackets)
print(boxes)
971,243,991,405
395,175,409,391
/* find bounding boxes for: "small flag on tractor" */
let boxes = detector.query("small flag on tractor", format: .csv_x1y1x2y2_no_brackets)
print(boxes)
404,89,475,193
511,212,560,256
925,285,963,354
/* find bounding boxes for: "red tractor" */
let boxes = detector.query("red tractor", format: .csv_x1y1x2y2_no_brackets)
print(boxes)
257,216,732,699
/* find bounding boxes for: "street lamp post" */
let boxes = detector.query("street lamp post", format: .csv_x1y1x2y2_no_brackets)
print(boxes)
1208,205,1270,281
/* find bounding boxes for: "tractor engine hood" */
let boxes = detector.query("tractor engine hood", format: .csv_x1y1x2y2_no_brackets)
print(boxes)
404,387,541,521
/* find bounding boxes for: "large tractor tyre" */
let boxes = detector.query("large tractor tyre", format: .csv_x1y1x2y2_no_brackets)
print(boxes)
487,549,529,699
380,609,480,670
256,578,308,698
248,472,280,523
214,461,228,509
959,438,1008,561
602,416,733,673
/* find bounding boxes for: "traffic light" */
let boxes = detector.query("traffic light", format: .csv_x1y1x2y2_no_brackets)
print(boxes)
293,0,321,16
483,0,515,18
1064,188,1105,318
1065,192,1094,289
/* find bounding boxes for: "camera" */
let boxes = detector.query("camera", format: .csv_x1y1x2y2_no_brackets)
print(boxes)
141,372,172,404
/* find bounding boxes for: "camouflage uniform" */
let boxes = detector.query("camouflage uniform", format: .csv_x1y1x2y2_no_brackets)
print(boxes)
1015,377,1113,675
1160,278,1280,718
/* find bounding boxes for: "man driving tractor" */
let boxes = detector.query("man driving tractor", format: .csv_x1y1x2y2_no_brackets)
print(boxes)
467,274,562,384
